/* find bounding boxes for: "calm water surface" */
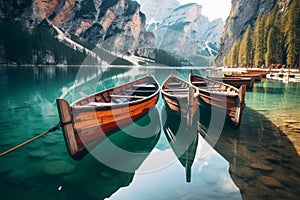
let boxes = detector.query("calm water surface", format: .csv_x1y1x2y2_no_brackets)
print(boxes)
0,66,300,199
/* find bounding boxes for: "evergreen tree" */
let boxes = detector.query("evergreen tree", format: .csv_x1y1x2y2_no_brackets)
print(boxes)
285,0,300,68
238,25,252,66
223,56,228,66
265,27,276,66
228,40,240,66
253,14,266,67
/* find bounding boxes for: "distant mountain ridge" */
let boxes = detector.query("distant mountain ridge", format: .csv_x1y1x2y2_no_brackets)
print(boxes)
140,0,224,66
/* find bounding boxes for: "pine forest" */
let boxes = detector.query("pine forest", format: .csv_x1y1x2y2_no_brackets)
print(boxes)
223,0,300,68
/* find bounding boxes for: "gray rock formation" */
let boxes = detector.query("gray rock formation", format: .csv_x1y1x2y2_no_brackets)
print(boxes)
0,0,155,64
140,1,224,66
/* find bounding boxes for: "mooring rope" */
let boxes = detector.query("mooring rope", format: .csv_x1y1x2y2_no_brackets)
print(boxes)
0,122,61,157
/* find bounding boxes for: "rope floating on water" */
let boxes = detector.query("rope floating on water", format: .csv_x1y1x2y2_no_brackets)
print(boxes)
0,122,61,157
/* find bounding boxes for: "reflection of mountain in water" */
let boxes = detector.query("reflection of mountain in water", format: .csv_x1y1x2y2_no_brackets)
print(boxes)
198,106,300,199
162,105,199,182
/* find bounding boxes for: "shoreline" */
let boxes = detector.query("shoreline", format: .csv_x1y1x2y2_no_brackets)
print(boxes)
220,67,300,73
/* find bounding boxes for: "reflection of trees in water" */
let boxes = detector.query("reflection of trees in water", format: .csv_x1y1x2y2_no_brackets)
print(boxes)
199,107,300,199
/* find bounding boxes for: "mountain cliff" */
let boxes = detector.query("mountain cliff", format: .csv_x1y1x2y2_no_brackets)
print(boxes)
0,0,155,65
215,0,293,66
140,1,224,66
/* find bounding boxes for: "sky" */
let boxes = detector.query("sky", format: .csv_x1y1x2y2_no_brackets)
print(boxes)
177,0,231,22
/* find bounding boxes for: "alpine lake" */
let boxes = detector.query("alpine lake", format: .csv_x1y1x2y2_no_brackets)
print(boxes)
0,65,300,200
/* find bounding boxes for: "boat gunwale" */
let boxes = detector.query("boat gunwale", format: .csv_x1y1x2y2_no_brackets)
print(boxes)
70,74,160,109
190,73,240,94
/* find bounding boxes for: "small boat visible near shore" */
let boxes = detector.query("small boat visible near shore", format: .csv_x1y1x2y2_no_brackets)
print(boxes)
56,74,160,160
190,71,246,128
224,73,262,82
266,71,300,83
161,74,199,127
207,76,254,89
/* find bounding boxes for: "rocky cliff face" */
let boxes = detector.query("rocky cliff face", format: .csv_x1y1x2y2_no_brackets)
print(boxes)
215,0,291,66
0,0,155,64
140,1,224,66
139,0,180,29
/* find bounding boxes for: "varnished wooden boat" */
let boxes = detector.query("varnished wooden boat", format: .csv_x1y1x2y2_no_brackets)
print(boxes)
190,71,246,128
56,74,160,160
207,76,254,89
224,73,262,81
161,74,199,127
245,68,269,77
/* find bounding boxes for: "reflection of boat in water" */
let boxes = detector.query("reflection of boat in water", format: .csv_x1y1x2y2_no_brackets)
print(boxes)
161,74,199,127
197,107,300,199
162,106,199,182
56,75,160,160
74,107,161,199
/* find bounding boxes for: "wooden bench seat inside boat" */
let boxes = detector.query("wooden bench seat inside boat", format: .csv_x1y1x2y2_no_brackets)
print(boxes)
132,84,156,89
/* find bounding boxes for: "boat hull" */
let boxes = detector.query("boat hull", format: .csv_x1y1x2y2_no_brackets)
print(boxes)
190,72,246,128
161,74,199,127
224,73,262,81
207,76,253,89
57,75,160,160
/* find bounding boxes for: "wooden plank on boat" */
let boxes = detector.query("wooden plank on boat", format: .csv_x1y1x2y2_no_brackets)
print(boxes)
126,89,157,93
110,94,145,99
167,82,182,86
132,84,156,88
164,88,189,92
192,81,206,84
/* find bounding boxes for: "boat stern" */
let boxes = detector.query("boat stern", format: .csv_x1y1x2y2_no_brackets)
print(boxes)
56,99,87,160
233,85,246,128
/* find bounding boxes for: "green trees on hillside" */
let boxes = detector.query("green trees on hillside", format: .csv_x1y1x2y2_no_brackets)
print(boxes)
285,0,300,68
253,14,266,67
239,25,252,66
155,49,182,66
223,0,300,68
226,40,240,66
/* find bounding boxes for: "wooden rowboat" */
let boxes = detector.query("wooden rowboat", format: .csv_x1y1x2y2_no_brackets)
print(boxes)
207,76,254,89
224,73,262,81
161,74,199,127
56,74,160,160
245,68,269,77
190,71,246,128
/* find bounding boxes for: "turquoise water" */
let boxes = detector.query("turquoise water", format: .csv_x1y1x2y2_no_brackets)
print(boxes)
0,66,300,199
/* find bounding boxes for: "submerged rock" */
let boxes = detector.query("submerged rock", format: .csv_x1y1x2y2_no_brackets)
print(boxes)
284,119,298,124
249,163,273,172
6,170,28,184
259,176,282,188
43,160,76,175
29,150,49,158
